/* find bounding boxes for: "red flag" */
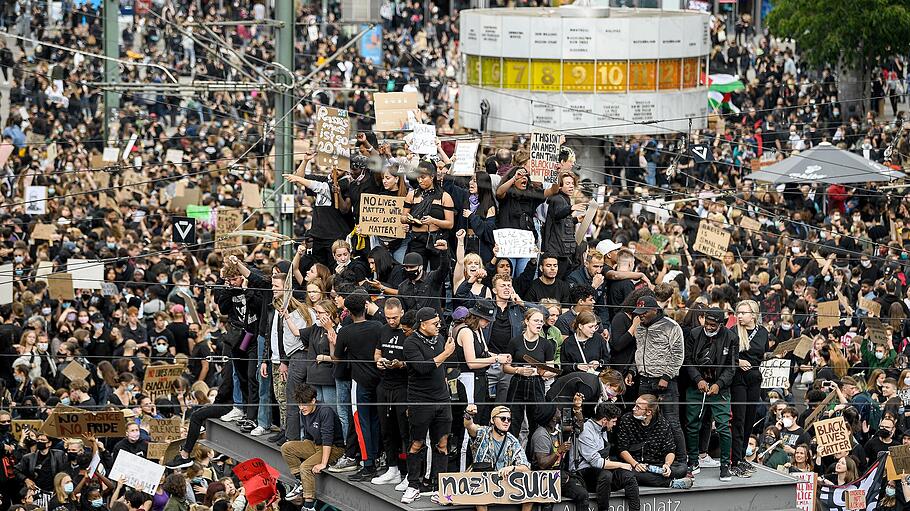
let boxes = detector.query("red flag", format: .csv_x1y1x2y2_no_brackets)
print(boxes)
233,458,280,506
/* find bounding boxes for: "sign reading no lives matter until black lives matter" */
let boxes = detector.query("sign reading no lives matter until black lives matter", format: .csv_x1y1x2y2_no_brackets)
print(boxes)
359,194,406,238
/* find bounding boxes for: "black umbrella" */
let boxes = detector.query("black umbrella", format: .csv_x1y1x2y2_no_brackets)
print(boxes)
746,143,905,184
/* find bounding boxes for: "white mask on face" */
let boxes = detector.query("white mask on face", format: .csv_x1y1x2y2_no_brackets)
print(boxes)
782,417,794,429
861,260,872,268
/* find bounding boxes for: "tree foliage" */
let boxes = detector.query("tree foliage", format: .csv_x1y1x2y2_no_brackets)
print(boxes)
767,0,910,69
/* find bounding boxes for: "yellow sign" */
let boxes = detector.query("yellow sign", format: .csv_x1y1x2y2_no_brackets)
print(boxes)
562,61,595,92
596,61,626,92
502,59,530,90
629,60,657,91
683,58,700,88
481,57,502,87
658,59,681,90
466,55,481,86
531,59,562,91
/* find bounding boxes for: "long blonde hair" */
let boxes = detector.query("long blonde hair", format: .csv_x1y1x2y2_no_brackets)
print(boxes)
735,300,761,352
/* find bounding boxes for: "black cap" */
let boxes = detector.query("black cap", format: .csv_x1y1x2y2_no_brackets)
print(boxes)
403,252,423,267
469,299,495,322
631,295,659,315
703,307,725,324
415,307,438,323
90,312,104,323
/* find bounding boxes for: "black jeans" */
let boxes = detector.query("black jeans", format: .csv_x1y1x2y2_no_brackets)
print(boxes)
580,467,641,511
629,461,687,488
731,367,762,464
506,375,545,439
638,376,687,462
378,383,409,472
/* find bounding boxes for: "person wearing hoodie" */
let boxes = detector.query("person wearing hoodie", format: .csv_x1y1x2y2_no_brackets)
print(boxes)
683,308,738,481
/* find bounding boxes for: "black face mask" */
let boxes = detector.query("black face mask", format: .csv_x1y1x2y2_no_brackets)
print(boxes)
23,438,35,447
0,424,9,434
404,269,420,281
67,451,79,462
878,428,892,440
39,442,50,450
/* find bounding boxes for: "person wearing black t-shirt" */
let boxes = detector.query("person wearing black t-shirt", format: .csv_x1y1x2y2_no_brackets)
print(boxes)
400,307,456,504
333,293,383,482
864,417,897,467
731,300,769,477
372,298,409,486
778,407,809,456
484,275,526,404
524,255,572,304
503,308,558,440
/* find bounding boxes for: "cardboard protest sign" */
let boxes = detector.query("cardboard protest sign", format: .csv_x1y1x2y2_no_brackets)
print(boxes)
11,420,42,440
0,263,11,305
494,229,538,258
315,106,351,171
574,204,597,244
529,131,560,184
233,458,281,506
40,409,126,438
865,317,890,346
31,223,57,241
816,300,841,329
759,359,791,388
845,489,866,510
409,124,437,155
47,272,75,301
772,337,801,357
437,471,561,505
804,392,837,427
168,187,201,213
240,182,263,209
890,445,910,477
859,297,881,317
814,417,852,457
61,361,91,382
359,194,406,238
793,335,814,359
373,92,420,131
110,451,165,495
795,471,816,511
147,437,185,463
216,208,243,250
165,149,184,164
451,140,479,176
142,364,185,400
693,220,730,258
102,147,120,162
147,417,183,442
67,259,104,290
0,144,14,167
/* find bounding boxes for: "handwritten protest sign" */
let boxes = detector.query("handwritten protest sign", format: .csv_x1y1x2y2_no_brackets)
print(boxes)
61,361,90,382
865,317,889,346
142,364,185,400
437,471,561,505
67,259,104,290
25,186,46,215
234,458,281,506
739,215,762,233
529,131,560,184
147,417,183,442
47,272,74,301
793,335,814,359
40,409,126,438
216,208,243,250
110,451,165,495
814,417,852,457
899,389,910,407
407,125,435,157
693,221,730,258
11,420,42,440
772,337,800,357
240,182,263,209
452,140,479,176
494,229,538,258
816,301,841,329
795,471,816,511
890,445,910,477
760,359,791,388
374,92,420,131
859,297,881,317
845,489,866,510
359,194,406,238
315,106,351,171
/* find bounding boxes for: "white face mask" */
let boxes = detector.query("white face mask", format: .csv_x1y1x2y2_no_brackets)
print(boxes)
876,351,885,360
782,417,794,429
903,376,910,386
37,342,48,352
861,260,872,268
704,327,719,338
791,246,800,254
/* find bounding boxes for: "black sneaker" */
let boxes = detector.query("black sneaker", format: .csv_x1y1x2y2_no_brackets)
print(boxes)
719,464,731,482
419,482,438,497
729,464,752,478
269,430,286,444
166,455,193,470
688,463,700,475
740,460,757,473
238,419,256,433
348,466,378,482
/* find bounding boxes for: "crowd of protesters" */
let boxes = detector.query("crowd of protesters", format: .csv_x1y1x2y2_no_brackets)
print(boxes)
0,1,907,511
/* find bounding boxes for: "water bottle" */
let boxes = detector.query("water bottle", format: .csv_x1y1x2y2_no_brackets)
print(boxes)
647,465,665,474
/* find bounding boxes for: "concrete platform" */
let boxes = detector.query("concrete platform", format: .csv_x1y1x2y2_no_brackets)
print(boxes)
202,419,799,511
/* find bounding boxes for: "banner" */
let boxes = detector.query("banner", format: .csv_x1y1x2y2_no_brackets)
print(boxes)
437,471,561,505
110,450,166,495
233,458,280,506
818,452,886,511
315,106,351,172
760,359,791,389
493,229,538,258
795,471,816,511
529,131,560,184
142,364,185,400
692,220,730,258
358,24,383,64
359,194,406,239
40,409,126,438
814,417,852,457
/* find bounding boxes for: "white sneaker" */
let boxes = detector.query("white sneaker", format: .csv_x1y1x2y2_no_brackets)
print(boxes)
285,484,303,501
395,478,410,492
401,487,421,504
371,467,402,485
220,407,244,422
250,426,269,436
699,454,721,468
327,456,360,473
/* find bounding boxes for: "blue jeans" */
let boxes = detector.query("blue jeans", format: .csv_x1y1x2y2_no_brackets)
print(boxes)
355,383,381,467
315,384,337,410
256,336,272,428
508,257,531,279
232,363,242,407
646,161,657,186
335,378,352,438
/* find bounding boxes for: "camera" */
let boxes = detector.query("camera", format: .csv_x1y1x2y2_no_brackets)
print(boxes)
560,407,579,444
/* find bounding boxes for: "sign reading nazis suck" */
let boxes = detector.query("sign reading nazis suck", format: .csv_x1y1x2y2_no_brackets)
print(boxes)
437,471,561,505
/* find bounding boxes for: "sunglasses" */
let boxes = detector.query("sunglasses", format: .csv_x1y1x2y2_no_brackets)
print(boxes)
495,416,512,423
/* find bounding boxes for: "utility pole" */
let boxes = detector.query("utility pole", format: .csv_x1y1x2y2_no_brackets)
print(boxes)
274,0,295,259
103,0,120,143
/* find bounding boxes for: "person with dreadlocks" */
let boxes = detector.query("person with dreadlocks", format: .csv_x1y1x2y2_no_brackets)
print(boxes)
401,160,454,270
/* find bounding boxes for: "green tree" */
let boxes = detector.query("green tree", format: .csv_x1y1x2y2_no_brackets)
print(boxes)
767,0,910,117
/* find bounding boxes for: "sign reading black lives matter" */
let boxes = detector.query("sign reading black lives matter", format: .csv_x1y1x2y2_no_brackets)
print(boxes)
529,131,560,184
171,216,196,244
359,194,406,238
315,106,351,172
